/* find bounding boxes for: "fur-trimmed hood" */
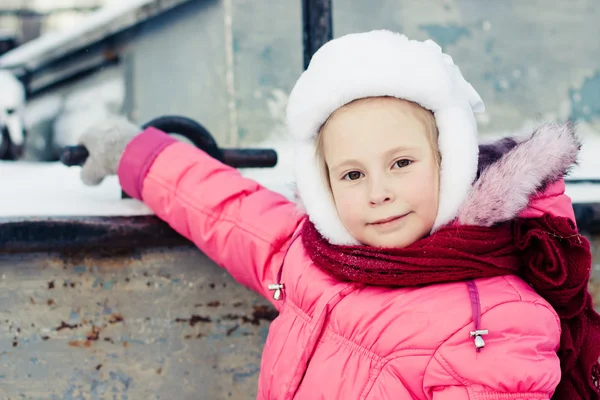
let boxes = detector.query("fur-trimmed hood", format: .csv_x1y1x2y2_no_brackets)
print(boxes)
457,122,580,226
287,30,485,245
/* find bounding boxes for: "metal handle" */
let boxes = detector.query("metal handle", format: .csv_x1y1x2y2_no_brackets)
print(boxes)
59,115,278,199
221,148,277,168
60,145,89,166
59,115,278,169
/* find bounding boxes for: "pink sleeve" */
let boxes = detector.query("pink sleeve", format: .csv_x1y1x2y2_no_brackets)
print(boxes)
117,128,303,308
424,301,560,400
519,179,575,223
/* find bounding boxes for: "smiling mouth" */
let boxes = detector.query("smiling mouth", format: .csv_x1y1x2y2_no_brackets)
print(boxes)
370,213,409,225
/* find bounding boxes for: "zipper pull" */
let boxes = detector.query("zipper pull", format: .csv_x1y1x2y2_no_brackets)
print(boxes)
470,329,488,351
268,283,284,301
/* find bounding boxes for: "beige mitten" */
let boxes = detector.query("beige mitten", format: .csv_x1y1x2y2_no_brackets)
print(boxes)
78,116,142,186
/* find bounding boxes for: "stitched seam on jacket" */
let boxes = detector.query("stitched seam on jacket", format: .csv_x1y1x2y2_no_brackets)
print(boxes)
358,358,386,400
361,357,424,400
283,284,358,398
320,326,436,361
435,352,470,386
136,139,178,201
285,300,311,323
467,388,548,400
316,329,436,400
430,299,559,357
384,347,436,359
501,276,524,301
425,299,562,396
482,277,559,329
321,329,383,362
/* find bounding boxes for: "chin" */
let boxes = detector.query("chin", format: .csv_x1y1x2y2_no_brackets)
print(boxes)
360,228,429,248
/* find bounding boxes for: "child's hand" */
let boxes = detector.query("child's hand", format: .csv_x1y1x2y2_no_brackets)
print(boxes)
78,116,142,186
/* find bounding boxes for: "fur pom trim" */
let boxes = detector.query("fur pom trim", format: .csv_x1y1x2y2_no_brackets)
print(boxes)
457,122,580,226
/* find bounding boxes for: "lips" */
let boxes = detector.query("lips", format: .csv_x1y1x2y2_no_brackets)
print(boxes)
370,213,408,225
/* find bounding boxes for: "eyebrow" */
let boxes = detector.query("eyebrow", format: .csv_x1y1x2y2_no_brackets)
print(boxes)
384,145,419,157
329,145,419,172
329,159,361,172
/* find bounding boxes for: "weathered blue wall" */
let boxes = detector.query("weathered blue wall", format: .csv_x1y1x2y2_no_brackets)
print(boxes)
24,0,600,152
126,0,600,154
333,0,600,136
129,0,304,147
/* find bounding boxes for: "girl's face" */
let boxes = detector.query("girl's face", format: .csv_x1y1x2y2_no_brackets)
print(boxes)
321,97,440,248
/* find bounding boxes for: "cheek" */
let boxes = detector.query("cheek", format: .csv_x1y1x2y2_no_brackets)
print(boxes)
404,167,439,215
331,185,362,224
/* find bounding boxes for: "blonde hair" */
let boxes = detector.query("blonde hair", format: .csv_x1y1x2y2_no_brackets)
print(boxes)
315,97,441,191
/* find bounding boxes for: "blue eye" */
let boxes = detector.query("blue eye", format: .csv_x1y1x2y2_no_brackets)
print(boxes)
394,159,412,168
343,171,363,181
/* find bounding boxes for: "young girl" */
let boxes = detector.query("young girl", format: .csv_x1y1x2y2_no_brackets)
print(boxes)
77,31,600,399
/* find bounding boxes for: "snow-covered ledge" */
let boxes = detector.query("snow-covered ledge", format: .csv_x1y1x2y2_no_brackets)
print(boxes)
0,161,153,217
0,0,195,72
0,132,598,253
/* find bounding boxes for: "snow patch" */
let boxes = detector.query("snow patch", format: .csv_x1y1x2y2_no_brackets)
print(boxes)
0,161,152,217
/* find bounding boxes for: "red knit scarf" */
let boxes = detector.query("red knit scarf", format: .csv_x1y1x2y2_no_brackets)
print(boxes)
301,214,600,399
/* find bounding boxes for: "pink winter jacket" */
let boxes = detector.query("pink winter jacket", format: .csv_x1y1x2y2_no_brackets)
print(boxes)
117,128,573,400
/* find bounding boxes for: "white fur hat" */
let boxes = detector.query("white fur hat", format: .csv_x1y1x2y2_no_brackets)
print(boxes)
286,30,485,245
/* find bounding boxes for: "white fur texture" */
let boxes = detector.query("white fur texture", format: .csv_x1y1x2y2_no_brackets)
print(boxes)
286,30,485,245
457,122,580,226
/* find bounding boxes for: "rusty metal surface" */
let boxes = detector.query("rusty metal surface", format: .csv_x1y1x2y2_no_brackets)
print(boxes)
0,246,274,399
2,202,598,256
0,216,190,254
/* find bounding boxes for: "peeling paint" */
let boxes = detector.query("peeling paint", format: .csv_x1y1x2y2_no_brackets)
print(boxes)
230,364,261,383
418,24,470,50
484,38,495,54
0,247,273,398
570,71,600,122
73,266,86,274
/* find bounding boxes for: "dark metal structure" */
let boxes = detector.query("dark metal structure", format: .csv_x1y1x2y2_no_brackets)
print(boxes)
302,0,333,69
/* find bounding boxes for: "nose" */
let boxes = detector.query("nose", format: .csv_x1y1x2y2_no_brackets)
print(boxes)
368,176,395,206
